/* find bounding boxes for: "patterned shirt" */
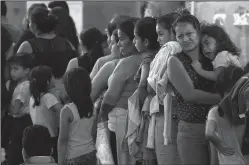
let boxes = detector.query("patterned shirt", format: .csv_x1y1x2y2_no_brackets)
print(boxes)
172,52,215,123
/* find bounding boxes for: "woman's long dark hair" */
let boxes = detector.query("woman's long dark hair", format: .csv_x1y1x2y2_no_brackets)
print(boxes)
29,66,53,107
80,27,105,71
63,68,93,118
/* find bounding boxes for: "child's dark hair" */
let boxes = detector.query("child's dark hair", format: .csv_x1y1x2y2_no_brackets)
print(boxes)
29,66,53,107
8,53,35,69
22,125,52,157
216,65,244,116
63,68,93,118
135,17,160,51
201,24,241,56
80,27,105,67
157,12,180,31
48,1,69,13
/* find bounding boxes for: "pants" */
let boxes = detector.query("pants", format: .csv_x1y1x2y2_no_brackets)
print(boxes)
108,108,136,165
7,114,32,165
1,115,14,151
177,120,209,165
51,136,58,163
154,111,180,165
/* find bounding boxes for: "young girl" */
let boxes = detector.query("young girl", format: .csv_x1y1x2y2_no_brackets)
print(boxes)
206,65,248,164
29,65,63,162
192,24,241,81
58,68,96,165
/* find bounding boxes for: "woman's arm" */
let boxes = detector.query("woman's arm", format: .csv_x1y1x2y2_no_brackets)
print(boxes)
58,106,73,165
90,59,101,80
138,63,150,104
66,58,79,72
192,61,217,81
91,61,116,102
98,60,129,122
17,41,33,54
167,56,221,104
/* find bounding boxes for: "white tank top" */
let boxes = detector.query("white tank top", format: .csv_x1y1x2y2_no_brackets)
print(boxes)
66,103,96,159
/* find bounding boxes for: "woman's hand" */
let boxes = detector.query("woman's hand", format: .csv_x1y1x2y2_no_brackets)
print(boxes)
216,142,235,156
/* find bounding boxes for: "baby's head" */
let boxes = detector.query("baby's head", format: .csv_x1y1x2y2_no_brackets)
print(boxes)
200,24,240,60
8,53,35,81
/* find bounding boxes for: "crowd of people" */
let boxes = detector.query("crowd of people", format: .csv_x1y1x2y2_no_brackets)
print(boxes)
1,1,249,165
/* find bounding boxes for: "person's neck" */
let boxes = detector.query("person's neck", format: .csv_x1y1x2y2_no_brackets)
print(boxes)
141,49,156,58
185,47,200,62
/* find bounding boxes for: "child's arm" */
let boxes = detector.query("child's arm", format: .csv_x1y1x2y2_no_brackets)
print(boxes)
58,106,73,165
192,61,217,81
206,119,235,156
138,63,150,104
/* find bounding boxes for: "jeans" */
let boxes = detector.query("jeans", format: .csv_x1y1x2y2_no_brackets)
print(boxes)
177,120,209,165
155,111,180,165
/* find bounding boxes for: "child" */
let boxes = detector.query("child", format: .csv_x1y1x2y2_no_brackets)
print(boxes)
205,65,248,164
192,24,241,81
5,53,34,165
58,68,96,165
29,65,63,162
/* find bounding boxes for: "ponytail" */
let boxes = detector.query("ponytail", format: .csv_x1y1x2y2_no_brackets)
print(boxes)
29,78,41,107
29,66,53,107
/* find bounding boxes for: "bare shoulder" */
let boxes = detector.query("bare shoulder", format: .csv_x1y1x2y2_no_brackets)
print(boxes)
17,41,32,53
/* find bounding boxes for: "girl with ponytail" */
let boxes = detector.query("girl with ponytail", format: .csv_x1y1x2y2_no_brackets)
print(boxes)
29,65,63,162
58,68,97,165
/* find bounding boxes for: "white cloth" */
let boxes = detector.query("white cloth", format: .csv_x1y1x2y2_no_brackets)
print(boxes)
212,51,241,69
29,93,59,137
146,41,182,148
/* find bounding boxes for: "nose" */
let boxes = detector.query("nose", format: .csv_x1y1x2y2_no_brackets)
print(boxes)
157,36,160,43
182,35,189,42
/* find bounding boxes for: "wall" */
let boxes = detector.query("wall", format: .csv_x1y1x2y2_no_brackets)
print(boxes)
82,1,141,33
5,1,26,29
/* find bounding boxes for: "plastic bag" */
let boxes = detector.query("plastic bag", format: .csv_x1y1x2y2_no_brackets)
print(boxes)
96,122,114,165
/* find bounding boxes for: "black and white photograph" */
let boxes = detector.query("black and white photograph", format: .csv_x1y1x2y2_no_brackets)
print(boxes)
1,1,249,165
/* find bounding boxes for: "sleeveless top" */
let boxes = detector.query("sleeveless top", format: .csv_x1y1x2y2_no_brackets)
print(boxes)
66,103,96,159
172,52,215,123
28,36,78,78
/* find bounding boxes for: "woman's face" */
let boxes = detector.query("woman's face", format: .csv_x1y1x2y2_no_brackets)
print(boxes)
175,22,200,52
201,34,217,60
105,28,111,47
133,29,147,53
156,23,172,47
117,29,136,57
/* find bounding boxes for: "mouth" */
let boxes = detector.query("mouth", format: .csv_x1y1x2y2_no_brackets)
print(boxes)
204,52,213,59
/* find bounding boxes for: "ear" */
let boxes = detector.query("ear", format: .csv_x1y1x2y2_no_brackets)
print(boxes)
50,147,54,156
24,68,30,75
144,38,149,47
